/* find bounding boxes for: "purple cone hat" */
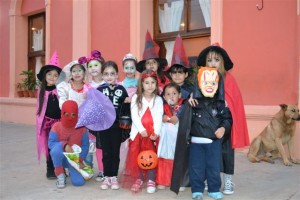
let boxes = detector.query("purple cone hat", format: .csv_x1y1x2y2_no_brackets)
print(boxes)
76,88,116,131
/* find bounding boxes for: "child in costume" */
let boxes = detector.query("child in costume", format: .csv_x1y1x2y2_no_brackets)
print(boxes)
164,36,193,99
171,67,232,200
48,100,89,189
123,69,163,194
156,83,185,189
93,61,128,190
136,31,170,94
78,50,106,182
196,43,250,195
56,61,89,109
36,51,62,179
119,53,138,102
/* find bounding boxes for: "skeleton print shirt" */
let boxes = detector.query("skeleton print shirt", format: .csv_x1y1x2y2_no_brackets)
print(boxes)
97,83,128,120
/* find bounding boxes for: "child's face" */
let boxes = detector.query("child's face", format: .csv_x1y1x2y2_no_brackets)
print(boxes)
145,59,158,72
71,65,85,82
206,52,222,68
102,66,118,84
87,60,102,78
142,77,157,95
169,69,188,86
46,69,59,86
123,60,136,78
163,87,180,106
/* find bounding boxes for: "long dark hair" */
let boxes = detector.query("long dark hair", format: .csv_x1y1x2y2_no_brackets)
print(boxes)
135,69,159,112
37,71,48,115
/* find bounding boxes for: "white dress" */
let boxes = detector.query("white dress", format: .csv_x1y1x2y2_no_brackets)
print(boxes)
157,122,179,160
56,81,89,109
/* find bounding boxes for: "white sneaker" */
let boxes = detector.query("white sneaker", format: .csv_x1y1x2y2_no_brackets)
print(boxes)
100,177,111,190
146,180,156,193
56,174,66,189
110,176,120,190
179,187,186,192
223,175,234,195
95,171,105,182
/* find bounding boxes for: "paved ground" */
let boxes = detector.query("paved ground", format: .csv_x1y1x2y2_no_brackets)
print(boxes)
0,122,299,200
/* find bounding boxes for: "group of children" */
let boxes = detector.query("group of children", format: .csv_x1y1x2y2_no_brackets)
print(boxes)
36,31,249,200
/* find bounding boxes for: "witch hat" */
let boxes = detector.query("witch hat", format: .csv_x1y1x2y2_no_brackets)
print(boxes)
165,35,190,72
37,50,62,81
197,43,233,71
136,31,167,73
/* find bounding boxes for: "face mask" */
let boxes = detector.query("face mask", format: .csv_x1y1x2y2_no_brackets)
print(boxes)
61,100,78,128
197,67,219,98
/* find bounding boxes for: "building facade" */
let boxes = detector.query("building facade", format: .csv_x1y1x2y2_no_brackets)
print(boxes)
0,0,299,157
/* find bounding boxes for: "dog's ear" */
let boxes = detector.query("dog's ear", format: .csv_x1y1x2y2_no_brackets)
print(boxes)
279,104,287,110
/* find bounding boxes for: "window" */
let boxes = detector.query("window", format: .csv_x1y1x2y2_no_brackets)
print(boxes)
154,0,211,63
28,13,45,78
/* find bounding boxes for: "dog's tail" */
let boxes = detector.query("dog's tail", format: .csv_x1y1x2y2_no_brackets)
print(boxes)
247,136,262,163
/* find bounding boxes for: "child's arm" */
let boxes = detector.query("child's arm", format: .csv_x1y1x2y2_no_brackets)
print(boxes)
56,82,69,109
79,130,89,163
216,105,233,139
131,95,146,133
153,96,164,136
48,128,65,151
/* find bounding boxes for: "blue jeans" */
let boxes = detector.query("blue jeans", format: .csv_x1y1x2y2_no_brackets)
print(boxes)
189,139,222,193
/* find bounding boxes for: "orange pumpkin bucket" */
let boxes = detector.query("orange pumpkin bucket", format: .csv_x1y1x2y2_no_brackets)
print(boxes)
137,150,158,170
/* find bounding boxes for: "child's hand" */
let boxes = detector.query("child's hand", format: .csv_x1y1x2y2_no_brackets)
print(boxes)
163,115,170,123
149,134,158,141
64,144,73,153
188,93,198,107
124,97,131,103
215,127,225,139
140,130,148,137
78,162,85,169
169,116,178,125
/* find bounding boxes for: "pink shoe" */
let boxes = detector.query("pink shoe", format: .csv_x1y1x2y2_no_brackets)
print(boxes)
147,180,156,193
131,179,143,193
110,176,120,190
100,177,111,190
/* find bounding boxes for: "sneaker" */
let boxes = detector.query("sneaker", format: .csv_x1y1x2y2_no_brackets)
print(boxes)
146,180,156,194
100,177,111,190
131,179,143,193
56,174,66,189
46,169,56,180
192,192,203,200
64,168,69,177
95,171,105,182
208,192,224,200
157,185,166,190
223,175,234,195
110,176,120,190
179,187,186,192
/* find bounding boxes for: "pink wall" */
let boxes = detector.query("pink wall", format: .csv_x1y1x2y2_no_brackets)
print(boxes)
223,0,298,105
0,0,10,97
21,0,44,15
49,0,73,67
91,0,131,80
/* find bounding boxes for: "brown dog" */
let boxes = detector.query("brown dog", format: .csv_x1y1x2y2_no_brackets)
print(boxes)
248,104,300,166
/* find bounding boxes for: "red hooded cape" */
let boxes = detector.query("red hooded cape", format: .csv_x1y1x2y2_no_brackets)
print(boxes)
225,72,250,148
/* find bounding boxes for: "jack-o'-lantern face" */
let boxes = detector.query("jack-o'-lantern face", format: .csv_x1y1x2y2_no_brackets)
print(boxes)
137,150,158,170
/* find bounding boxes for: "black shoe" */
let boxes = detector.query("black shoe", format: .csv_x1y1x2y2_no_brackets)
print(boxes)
46,169,56,180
